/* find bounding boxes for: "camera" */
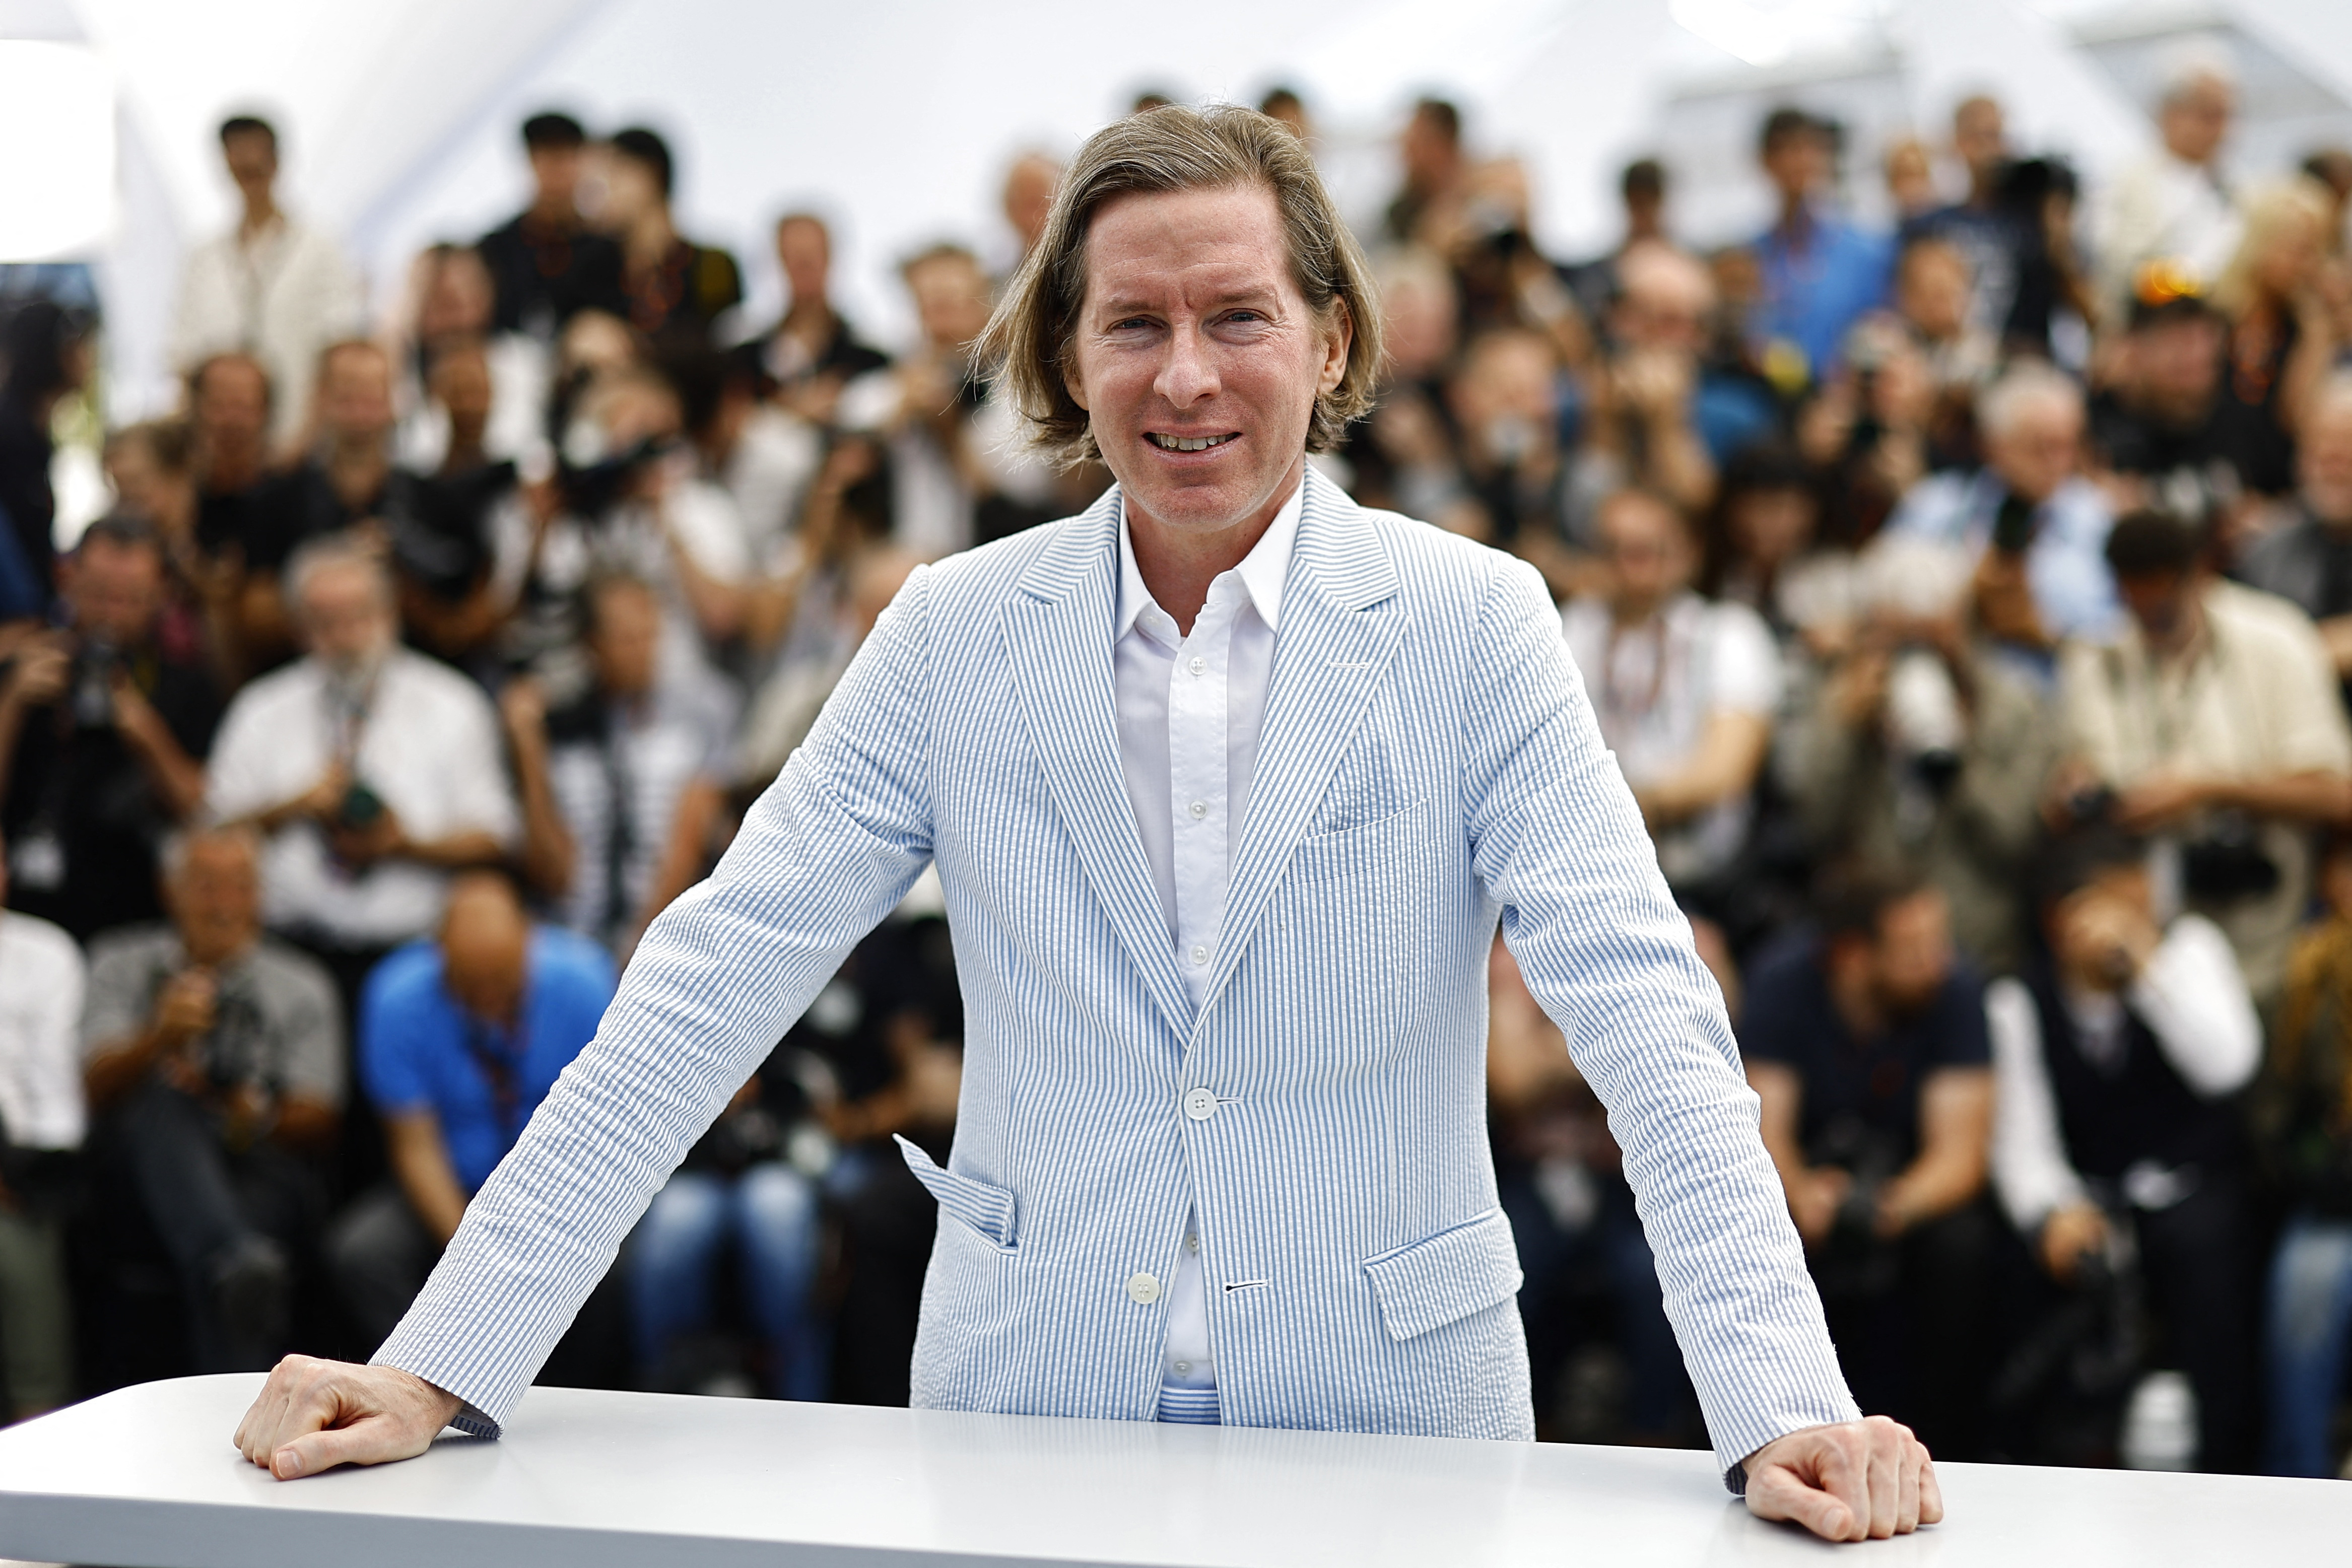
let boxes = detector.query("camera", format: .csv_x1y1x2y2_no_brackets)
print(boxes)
555,433,677,518
69,638,120,730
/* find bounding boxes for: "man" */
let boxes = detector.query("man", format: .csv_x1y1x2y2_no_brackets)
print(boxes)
1383,97,1468,248
2096,49,2242,324
1887,362,2121,675
327,873,616,1350
601,127,743,347
0,516,219,942
1904,97,2032,352
82,825,343,1370
1740,875,1997,1459
2059,510,2352,1001
504,575,738,956
187,353,274,596
204,536,518,988
1000,152,1062,269
1987,826,2260,1471
167,117,365,453
2087,280,2237,529
238,106,1930,1544
0,840,85,1418
1751,108,1892,390
2236,377,2352,685
477,112,628,342
1563,158,1673,323
736,212,890,426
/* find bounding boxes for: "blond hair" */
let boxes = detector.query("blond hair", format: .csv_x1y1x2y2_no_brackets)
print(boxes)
2211,177,2333,318
974,103,1384,470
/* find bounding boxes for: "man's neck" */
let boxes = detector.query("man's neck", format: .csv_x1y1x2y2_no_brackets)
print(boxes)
238,199,282,244
326,438,388,501
1127,458,1303,635
526,193,575,229
625,211,679,270
1827,959,1885,1042
1775,196,1816,241
1608,594,1667,632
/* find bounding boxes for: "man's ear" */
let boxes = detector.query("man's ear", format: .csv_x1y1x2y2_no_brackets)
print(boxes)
1063,343,1090,414
1317,304,1354,397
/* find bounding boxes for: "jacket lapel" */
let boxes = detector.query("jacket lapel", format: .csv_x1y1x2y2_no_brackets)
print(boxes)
1001,490,1194,1042
1193,470,1407,1031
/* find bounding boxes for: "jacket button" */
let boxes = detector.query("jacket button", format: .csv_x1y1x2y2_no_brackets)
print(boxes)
1126,1271,1161,1305
1183,1087,1219,1121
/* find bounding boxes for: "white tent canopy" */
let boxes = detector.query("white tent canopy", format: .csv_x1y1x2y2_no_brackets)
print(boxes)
2,0,2347,418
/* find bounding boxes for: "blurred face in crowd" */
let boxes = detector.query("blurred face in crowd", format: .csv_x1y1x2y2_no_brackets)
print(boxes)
1400,106,1461,193
106,431,194,532
1897,241,1971,343
2161,74,2233,166
418,248,494,344
192,356,271,466
589,579,661,700
1867,889,1955,1017
1884,138,1936,217
1953,97,2006,188
2301,396,2352,525
66,535,166,647
528,142,585,218
1064,182,1350,543
559,310,640,385
1762,125,1830,209
2048,863,2157,992
2116,567,2201,650
1612,244,1713,356
1380,261,1457,382
906,251,993,355
1002,154,1060,254
297,558,397,676
170,833,263,968
1598,490,1694,623
598,148,663,228
1449,329,1558,465
318,343,395,446
2128,311,2225,424
221,128,278,214
1728,483,1819,574
1986,388,2082,504
2249,200,2326,301
775,217,831,308
428,340,494,431
439,876,531,1028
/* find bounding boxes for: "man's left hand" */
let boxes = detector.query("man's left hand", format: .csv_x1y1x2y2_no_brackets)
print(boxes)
1743,1416,1940,1542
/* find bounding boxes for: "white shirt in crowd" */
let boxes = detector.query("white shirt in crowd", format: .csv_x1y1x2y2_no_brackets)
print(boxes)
206,648,520,948
2093,148,2242,320
1985,913,2260,1233
1110,478,1301,1405
0,912,86,1153
1560,591,1781,887
168,214,367,450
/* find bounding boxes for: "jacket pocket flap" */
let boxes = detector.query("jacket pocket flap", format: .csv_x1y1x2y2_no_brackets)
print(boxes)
1361,1207,1522,1341
895,1135,1018,1249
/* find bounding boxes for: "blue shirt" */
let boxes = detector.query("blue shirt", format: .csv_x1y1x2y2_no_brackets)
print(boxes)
1887,468,2122,670
1752,209,1892,385
360,927,618,1193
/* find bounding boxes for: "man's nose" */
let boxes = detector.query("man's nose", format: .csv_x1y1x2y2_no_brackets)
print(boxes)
1154,324,1219,408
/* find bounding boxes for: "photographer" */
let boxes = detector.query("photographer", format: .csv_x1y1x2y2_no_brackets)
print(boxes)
0,515,219,942
203,534,517,1002
1986,825,2261,1471
1739,873,1997,1457
2057,509,2352,1001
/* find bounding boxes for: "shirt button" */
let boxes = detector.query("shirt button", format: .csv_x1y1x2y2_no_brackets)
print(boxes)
1127,1271,1161,1306
1188,799,1208,820
1183,1087,1219,1121
1188,656,1205,675
1174,1360,1191,1375
1190,944,1209,966
1186,1233,1201,1255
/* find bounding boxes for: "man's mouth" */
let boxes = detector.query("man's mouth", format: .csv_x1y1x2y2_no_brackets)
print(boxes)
1146,432,1240,453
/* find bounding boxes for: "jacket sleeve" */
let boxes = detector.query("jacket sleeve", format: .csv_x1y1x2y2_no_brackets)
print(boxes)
374,568,940,1433
1460,556,1858,1485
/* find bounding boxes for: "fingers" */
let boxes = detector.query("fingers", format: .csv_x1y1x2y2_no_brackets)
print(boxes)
1898,1438,1922,1535
273,1413,428,1480
1745,1461,1854,1543
1864,1415,1902,1539
1917,1449,1945,1526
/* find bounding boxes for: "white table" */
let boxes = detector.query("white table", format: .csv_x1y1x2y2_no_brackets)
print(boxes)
0,1375,2341,1566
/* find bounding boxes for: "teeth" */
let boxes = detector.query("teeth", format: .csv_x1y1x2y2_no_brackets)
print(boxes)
1150,433,1235,452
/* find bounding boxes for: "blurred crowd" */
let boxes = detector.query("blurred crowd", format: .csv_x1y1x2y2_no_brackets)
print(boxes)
2,49,2352,1478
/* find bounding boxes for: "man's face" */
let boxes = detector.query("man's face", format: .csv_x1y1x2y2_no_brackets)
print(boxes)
906,254,992,355
2161,77,2233,166
418,251,493,342
68,539,164,647
776,219,830,305
2300,404,2352,524
194,358,270,453
1988,396,2081,504
598,153,660,228
299,562,395,672
172,839,262,964
589,583,660,698
1599,494,1691,615
2130,314,2224,420
1897,245,1971,342
1400,110,1458,190
1762,129,1828,206
429,345,493,428
319,346,394,444
441,916,528,1026
1064,183,1348,542
527,145,583,213
1953,99,2006,183
1450,332,1557,460
222,130,277,207
1870,891,1954,1016
1002,157,1059,250
2118,568,2198,646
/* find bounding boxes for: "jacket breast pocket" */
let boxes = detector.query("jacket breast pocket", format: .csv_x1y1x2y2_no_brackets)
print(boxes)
896,1135,1018,1250
1286,799,1425,888
1361,1207,1523,1341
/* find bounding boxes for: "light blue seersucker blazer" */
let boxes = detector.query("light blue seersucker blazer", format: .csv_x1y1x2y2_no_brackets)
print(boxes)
378,466,1858,1481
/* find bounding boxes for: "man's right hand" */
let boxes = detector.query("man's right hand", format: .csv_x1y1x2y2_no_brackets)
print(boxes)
233,1356,463,1480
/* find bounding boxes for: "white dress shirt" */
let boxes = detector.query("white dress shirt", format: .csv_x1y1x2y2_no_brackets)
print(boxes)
0,912,85,1151
168,215,366,449
1111,477,1303,1404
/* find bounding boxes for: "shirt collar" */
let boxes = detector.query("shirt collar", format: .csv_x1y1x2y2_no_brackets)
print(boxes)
1115,472,1306,644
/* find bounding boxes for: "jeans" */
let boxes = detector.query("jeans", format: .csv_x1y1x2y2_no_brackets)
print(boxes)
630,1164,823,1399
2264,1214,2352,1477
326,1184,442,1354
